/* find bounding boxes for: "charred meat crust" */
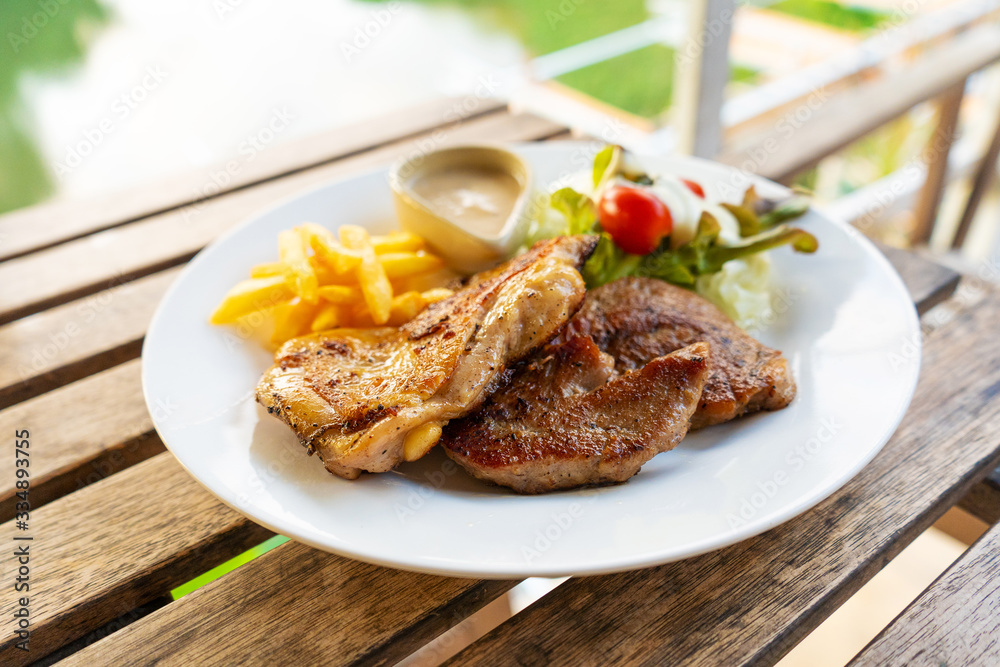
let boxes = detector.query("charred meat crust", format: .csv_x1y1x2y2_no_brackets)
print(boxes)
255,235,598,478
442,341,711,493
561,277,795,429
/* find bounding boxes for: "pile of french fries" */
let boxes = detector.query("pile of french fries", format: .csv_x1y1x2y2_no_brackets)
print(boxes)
210,224,456,345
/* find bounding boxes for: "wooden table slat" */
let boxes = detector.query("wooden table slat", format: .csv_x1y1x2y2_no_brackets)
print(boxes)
958,476,1000,525
0,268,180,410
56,541,517,667
0,97,505,262
876,243,960,315
0,453,272,666
0,111,565,326
446,286,1000,667
849,521,1000,666
0,359,159,522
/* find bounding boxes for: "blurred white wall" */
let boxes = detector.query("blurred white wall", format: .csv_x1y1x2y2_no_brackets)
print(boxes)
21,0,525,200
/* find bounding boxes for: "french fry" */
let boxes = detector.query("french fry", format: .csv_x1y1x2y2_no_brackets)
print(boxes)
377,252,444,279
387,291,426,326
340,225,393,325
300,223,362,275
214,224,451,341
249,262,288,279
391,267,460,294
271,299,322,345
317,284,362,304
310,303,346,332
345,301,377,328
310,257,355,286
278,229,319,303
210,276,295,325
372,231,425,254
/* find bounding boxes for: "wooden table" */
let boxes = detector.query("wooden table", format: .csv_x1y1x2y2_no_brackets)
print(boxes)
2,101,999,666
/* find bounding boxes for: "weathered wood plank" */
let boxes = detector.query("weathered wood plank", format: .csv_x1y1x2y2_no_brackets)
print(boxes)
0,453,273,667
56,541,517,667
0,360,159,522
877,243,961,315
718,24,1000,183
0,269,180,410
958,476,1000,525
446,285,1000,666
0,112,565,326
0,97,505,262
849,521,1000,666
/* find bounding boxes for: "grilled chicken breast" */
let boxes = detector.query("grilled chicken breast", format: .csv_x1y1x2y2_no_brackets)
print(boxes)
561,277,795,429
442,339,710,493
256,235,598,479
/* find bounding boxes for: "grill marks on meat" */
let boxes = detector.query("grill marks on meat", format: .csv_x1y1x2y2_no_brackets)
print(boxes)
562,277,795,429
442,276,796,493
255,235,598,479
442,339,711,493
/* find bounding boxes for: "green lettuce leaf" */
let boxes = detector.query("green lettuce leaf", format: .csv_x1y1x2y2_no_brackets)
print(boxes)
591,144,621,190
581,232,642,288
550,187,598,236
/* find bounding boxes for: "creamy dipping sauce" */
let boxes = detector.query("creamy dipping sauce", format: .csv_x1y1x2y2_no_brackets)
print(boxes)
410,167,521,237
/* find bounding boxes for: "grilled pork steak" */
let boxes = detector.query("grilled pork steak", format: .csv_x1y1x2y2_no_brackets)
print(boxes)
561,277,795,429
442,339,710,493
256,235,598,479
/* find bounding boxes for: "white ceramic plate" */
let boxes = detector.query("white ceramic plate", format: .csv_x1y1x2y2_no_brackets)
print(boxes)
142,142,920,578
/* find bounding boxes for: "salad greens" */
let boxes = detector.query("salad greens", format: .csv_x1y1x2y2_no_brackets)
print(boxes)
533,145,818,289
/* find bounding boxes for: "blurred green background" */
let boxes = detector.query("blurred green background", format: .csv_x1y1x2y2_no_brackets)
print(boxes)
1,0,896,217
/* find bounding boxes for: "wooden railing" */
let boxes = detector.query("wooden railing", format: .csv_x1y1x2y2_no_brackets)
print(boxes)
515,0,1000,249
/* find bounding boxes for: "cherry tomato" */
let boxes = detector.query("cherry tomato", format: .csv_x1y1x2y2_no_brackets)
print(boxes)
681,179,705,198
597,185,673,255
